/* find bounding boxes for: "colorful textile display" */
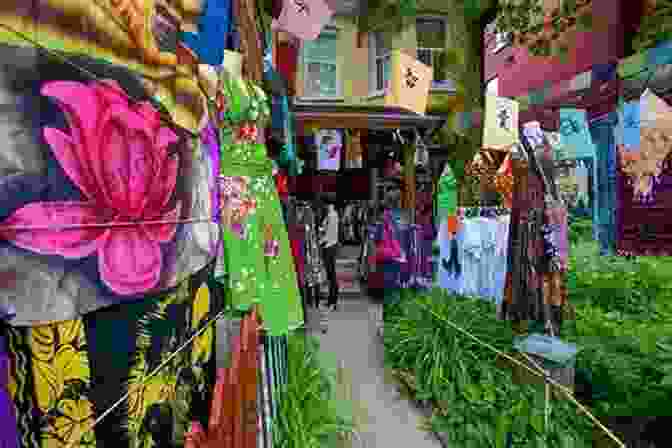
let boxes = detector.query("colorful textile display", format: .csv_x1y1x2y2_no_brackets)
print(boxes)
501,139,567,336
179,0,233,66
494,154,514,209
483,94,519,150
558,108,597,159
214,66,303,336
385,50,433,115
617,89,672,255
3,264,221,448
316,129,342,171
0,49,218,326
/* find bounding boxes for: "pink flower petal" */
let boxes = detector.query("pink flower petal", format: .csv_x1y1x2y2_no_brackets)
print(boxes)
143,201,181,243
145,153,179,215
93,80,130,108
43,127,98,200
98,227,162,295
134,102,162,130
94,106,155,213
0,201,106,258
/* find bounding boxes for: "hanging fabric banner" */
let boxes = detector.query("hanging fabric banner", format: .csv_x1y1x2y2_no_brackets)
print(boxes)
544,131,567,160
615,100,641,151
619,89,672,203
316,129,342,171
483,94,519,150
271,0,335,41
385,50,433,115
558,108,596,159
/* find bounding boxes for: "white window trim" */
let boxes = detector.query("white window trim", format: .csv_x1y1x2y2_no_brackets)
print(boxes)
368,32,391,97
492,31,511,53
299,28,342,101
415,16,454,91
486,76,499,96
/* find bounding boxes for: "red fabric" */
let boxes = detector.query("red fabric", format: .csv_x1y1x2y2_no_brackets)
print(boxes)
290,236,304,285
275,41,297,94
275,172,288,200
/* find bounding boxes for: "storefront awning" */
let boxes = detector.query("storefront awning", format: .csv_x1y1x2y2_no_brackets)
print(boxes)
292,103,446,131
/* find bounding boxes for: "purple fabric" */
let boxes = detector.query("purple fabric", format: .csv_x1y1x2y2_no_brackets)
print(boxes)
203,122,220,224
0,336,18,448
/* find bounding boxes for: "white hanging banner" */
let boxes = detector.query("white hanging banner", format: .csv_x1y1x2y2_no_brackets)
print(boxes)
385,50,433,115
482,94,519,150
271,0,335,41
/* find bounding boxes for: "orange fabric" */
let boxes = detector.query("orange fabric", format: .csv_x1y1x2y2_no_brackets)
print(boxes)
446,215,459,235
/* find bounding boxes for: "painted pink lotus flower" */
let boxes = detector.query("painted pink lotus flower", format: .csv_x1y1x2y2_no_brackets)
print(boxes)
0,80,181,296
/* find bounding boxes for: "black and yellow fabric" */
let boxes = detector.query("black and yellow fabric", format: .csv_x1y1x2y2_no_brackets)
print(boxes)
2,263,223,448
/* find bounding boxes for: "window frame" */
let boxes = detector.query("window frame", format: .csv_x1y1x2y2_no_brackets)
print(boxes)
486,76,499,96
415,16,454,91
299,27,342,101
368,31,392,97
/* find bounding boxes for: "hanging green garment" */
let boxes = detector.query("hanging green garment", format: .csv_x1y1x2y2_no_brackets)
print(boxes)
436,162,458,224
215,68,303,336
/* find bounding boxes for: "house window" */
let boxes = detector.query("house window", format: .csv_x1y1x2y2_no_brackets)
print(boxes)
369,32,391,94
486,77,499,96
493,32,511,53
301,29,339,98
416,18,448,86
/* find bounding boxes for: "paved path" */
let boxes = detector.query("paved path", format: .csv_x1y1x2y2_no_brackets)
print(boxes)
307,294,441,448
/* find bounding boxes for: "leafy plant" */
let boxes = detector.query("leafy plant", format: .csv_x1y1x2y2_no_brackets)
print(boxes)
273,334,357,448
384,290,593,446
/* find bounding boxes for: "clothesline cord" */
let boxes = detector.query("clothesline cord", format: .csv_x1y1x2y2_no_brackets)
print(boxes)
418,300,626,448
67,307,233,448
0,217,216,231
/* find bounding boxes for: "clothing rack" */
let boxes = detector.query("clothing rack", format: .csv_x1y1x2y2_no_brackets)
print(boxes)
458,206,511,219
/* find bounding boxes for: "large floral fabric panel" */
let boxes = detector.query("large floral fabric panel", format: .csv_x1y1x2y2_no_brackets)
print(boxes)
0,48,218,325
2,263,221,448
0,0,213,132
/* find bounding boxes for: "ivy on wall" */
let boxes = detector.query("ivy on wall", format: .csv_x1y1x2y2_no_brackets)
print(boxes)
633,0,672,53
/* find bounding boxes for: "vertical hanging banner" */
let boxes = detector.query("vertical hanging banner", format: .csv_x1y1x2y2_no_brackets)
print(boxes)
316,129,342,171
482,94,519,150
616,100,640,151
558,108,596,159
385,50,433,115
271,0,335,41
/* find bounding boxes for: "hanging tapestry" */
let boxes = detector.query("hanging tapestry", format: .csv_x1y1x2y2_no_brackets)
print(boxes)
315,129,342,171
385,50,433,115
0,0,215,132
617,89,672,255
214,66,303,336
618,90,672,203
179,0,233,66
558,108,596,159
589,113,618,256
2,263,221,448
501,140,567,336
0,49,218,326
483,94,519,150
271,0,335,41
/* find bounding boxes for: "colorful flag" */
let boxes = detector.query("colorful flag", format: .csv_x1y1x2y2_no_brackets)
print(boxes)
558,108,596,159
271,0,335,41
385,50,433,115
483,94,519,150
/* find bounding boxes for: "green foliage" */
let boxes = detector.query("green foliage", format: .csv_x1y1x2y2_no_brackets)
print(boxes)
273,334,357,448
383,290,593,446
633,0,672,53
561,219,672,418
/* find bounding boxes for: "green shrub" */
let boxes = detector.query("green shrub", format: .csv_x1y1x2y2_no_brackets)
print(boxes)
384,290,594,446
273,334,356,448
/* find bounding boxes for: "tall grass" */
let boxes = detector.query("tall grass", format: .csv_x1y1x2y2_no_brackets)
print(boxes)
272,334,357,448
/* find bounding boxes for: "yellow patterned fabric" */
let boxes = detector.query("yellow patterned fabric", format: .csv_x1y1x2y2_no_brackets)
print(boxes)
0,0,207,132
3,265,220,448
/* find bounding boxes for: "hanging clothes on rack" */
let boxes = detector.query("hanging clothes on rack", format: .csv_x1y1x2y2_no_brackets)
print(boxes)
438,207,510,303
501,133,568,336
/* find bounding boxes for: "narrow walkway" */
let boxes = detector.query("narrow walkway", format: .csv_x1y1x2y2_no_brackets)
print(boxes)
308,295,440,448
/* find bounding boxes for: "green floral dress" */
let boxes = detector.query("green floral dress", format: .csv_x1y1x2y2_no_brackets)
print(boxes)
213,68,303,336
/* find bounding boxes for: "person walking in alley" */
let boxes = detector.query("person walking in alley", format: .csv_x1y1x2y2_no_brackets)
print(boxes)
320,200,340,311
